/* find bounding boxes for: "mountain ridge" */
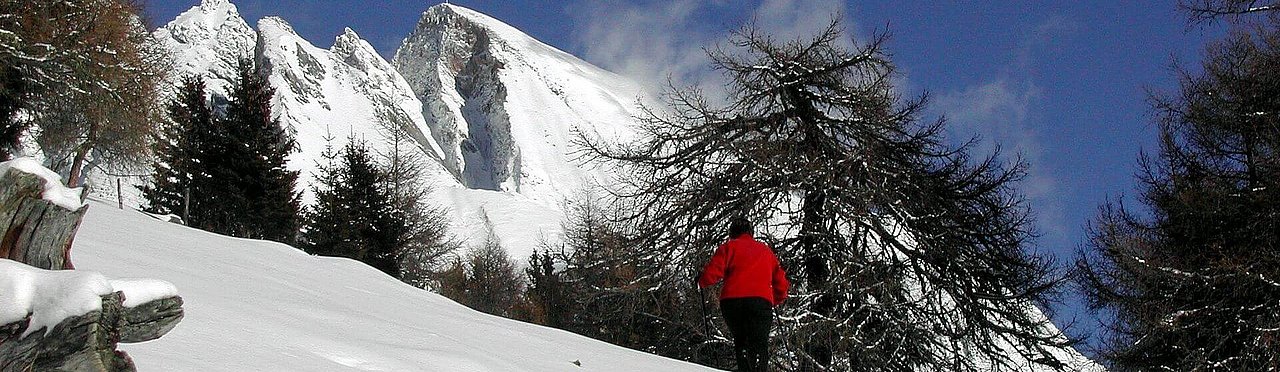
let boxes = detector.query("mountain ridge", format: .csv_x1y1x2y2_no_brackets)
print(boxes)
150,0,648,257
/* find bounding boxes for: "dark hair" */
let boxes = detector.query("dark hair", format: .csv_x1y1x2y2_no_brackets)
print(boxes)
728,218,753,238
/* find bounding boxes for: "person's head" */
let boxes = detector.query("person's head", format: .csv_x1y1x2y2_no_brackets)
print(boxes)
728,217,753,239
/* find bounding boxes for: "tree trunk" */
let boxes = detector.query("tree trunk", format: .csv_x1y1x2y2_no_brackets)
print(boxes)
799,188,835,371
0,163,88,270
67,120,100,188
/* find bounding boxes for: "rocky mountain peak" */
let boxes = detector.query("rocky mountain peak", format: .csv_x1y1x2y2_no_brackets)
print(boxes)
161,0,251,45
152,0,645,258
390,1,649,205
154,0,256,99
331,27,379,66
257,16,297,37
337,27,362,44
417,3,540,50
199,0,232,9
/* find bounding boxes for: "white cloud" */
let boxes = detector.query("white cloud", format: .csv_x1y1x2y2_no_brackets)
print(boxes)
753,0,851,42
567,0,850,102
936,78,1069,245
936,80,1039,164
566,0,715,96
932,15,1081,242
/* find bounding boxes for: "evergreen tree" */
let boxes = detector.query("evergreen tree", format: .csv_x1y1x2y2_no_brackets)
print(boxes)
302,138,401,278
582,20,1068,371
1077,21,1280,371
205,58,301,244
0,65,27,160
141,76,212,220
524,249,568,328
301,137,356,257
302,118,457,284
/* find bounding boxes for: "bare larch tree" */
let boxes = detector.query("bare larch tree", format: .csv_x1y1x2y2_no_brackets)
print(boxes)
583,19,1074,372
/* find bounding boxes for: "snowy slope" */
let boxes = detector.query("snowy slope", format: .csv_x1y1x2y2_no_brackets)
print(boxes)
72,200,717,372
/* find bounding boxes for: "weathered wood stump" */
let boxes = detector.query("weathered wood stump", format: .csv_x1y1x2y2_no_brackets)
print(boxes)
0,159,184,371
0,162,88,270
0,292,185,372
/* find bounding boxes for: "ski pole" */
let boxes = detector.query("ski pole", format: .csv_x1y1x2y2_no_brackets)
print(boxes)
697,278,711,339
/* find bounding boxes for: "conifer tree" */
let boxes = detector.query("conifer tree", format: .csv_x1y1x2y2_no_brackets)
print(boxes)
524,250,568,328
302,138,401,278
436,223,523,317
0,65,27,160
376,120,458,287
141,76,212,220
301,137,355,257
203,58,300,244
1078,19,1280,371
583,20,1069,371
463,230,523,317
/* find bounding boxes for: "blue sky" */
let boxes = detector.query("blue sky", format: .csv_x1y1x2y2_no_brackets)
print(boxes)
146,0,1229,353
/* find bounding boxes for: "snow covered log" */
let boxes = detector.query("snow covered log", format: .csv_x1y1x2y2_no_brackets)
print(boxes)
0,261,184,372
0,292,134,372
0,158,88,270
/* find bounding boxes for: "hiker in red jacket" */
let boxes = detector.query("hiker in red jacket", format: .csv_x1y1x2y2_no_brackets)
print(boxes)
698,218,789,372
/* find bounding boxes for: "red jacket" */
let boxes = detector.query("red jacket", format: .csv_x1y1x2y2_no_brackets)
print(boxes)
698,234,789,306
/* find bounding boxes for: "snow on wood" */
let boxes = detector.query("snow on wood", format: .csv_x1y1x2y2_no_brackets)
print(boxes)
108,279,180,308
0,259,112,338
0,158,85,210
0,158,87,270
0,260,181,339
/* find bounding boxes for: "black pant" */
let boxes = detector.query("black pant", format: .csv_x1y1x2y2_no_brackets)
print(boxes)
721,297,773,372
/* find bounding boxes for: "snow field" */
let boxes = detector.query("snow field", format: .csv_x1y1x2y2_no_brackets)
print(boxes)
72,200,718,371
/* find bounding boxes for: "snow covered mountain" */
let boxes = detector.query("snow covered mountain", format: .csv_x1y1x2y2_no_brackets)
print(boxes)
393,4,645,201
254,16,448,202
152,0,255,100
72,199,716,371
150,1,648,256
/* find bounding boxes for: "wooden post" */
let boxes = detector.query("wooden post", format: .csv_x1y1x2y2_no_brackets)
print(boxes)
116,178,123,209
183,186,190,225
